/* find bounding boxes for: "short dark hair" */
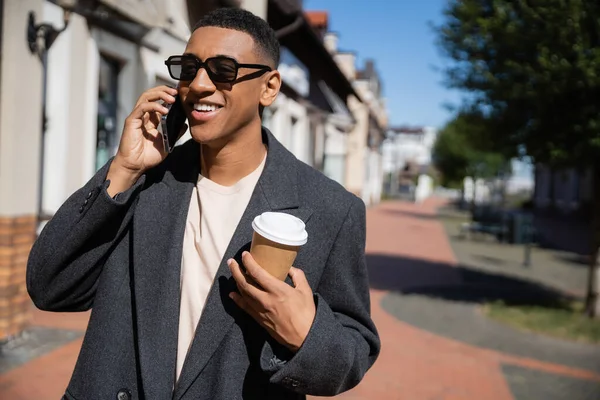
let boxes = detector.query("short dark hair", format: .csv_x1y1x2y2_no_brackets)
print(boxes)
193,8,280,68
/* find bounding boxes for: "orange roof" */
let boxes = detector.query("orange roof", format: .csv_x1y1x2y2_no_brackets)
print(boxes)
305,11,328,29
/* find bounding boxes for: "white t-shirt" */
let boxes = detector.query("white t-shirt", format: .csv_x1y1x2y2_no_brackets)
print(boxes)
176,155,266,382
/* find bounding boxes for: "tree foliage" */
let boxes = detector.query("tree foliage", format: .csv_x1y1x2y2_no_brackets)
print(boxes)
433,112,507,188
436,0,600,316
437,0,600,166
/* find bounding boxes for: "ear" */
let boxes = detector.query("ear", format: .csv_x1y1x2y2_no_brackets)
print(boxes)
260,70,281,107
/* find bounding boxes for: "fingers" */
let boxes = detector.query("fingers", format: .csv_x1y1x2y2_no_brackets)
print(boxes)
228,258,267,302
289,267,309,291
148,110,161,129
128,101,170,122
241,252,282,293
135,86,178,107
229,292,246,309
229,292,259,319
127,85,179,129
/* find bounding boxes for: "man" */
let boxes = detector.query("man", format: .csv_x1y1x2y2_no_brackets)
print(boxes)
27,8,379,400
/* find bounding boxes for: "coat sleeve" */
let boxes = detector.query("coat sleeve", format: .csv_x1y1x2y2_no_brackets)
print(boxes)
260,197,381,396
26,158,146,312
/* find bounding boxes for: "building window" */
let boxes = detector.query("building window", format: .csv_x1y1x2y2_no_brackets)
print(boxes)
96,55,121,171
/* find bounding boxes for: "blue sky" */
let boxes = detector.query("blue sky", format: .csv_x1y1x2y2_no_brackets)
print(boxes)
303,0,461,129
303,0,533,180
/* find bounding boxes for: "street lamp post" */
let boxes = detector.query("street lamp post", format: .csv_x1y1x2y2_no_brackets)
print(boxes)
27,6,71,227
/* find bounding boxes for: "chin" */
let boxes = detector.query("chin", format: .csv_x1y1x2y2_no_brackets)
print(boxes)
189,125,228,145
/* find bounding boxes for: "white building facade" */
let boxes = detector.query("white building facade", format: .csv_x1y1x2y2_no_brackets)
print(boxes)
382,126,438,200
262,46,313,167
382,126,438,174
322,32,387,206
39,0,190,221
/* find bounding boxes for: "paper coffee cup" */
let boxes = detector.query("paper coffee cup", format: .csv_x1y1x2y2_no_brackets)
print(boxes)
250,212,308,281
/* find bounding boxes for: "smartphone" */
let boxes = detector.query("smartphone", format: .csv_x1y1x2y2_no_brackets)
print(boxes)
160,95,187,153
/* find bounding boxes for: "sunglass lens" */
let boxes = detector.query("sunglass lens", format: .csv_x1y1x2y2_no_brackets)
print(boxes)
167,56,197,80
206,58,237,82
167,57,182,80
179,56,198,80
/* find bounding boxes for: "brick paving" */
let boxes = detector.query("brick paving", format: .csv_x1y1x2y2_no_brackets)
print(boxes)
2,198,600,399
0,310,88,399
322,199,517,400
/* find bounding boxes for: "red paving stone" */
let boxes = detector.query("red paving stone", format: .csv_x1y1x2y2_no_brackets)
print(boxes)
2,198,600,399
315,199,600,400
315,199,514,400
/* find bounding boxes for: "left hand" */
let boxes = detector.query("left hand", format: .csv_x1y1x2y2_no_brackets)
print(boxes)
228,252,316,352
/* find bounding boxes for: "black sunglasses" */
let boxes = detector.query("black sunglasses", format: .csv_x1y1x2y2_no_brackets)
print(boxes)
164,54,272,83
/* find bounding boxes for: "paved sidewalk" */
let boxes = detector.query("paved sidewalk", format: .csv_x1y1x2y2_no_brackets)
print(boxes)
0,310,89,399
2,198,600,399
324,199,516,400
329,199,600,400
437,205,589,298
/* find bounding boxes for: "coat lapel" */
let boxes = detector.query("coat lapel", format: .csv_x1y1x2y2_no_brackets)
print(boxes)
173,129,313,399
132,140,199,400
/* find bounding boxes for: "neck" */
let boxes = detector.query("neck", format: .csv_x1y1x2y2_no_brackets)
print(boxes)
199,122,266,186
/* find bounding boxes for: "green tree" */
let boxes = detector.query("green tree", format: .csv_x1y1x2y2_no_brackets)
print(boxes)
436,0,600,316
433,122,469,189
433,112,506,191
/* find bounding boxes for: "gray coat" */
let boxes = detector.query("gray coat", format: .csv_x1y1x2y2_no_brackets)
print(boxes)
27,129,380,400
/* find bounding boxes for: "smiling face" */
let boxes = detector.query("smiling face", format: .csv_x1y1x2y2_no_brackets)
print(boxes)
179,26,281,147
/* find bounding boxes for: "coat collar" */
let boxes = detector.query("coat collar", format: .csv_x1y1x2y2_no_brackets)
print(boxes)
131,128,312,399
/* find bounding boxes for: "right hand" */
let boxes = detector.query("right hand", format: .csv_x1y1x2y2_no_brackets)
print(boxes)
106,86,186,196
116,85,180,174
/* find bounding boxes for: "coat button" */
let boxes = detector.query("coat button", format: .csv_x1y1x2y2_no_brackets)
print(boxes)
86,191,93,199
79,205,85,213
116,389,131,400
283,376,300,387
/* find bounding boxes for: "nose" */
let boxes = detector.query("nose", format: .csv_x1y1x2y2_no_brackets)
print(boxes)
188,67,216,94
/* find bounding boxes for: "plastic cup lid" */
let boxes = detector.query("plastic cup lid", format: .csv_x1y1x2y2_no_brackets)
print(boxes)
252,212,308,246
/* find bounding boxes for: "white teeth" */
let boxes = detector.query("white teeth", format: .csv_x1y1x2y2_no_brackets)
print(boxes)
194,103,219,112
